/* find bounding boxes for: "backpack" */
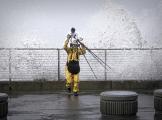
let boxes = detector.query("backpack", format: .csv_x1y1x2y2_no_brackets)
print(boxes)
67,60,80,74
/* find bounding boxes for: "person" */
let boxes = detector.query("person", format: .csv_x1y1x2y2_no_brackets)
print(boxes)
64,28,86,96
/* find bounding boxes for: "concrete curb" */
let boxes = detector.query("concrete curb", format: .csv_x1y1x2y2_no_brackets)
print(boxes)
0,80,162,93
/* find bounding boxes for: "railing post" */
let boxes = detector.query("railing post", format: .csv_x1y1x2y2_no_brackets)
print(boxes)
57,49,60,81
104,50,107,81
9,49,12,90
150,48,153,80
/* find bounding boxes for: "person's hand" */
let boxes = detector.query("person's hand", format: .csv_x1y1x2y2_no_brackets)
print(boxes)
67,34,71,39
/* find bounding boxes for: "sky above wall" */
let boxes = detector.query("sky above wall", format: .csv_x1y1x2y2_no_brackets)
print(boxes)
0,0,161,48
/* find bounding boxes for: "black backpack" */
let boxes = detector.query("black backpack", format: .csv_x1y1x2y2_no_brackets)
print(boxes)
67,60,80,74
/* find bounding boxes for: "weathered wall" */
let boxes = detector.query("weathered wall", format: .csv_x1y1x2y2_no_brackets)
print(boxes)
0,81,162,93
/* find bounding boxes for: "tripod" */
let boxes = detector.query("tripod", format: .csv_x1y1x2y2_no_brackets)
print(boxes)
76,39,111,79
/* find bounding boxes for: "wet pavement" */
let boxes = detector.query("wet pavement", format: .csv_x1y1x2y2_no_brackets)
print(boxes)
4,92,161,120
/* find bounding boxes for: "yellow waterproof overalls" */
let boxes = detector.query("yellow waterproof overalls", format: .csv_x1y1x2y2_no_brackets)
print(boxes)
64,38,86,93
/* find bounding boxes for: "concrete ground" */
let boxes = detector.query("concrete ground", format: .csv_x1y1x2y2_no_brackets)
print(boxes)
4,92,161,120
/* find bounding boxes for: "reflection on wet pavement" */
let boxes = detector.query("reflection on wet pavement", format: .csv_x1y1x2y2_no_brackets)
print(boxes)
6,93,157,120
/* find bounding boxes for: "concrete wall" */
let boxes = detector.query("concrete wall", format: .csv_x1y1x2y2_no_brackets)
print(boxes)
0,80,162,93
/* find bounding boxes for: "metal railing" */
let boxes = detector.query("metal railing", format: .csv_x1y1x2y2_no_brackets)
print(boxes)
0,48,162,81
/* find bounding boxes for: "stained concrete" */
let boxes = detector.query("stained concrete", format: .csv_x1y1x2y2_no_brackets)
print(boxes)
3,92,161,120
0,81,162,92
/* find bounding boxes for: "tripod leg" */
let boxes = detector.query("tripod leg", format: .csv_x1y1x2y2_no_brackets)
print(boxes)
77,40,111,70
87,49,110,71
88,50,111,69
77,41,98,79
83,54,98,79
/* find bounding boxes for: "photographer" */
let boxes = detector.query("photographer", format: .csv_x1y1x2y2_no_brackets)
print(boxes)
64,28,86,96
